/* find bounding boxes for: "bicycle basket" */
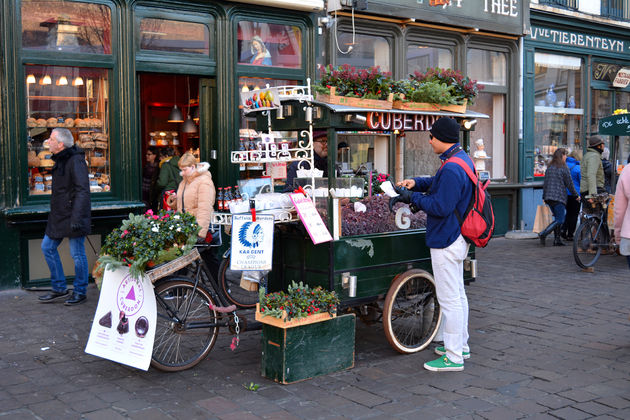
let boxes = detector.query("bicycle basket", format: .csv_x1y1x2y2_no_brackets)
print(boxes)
145,247,201,283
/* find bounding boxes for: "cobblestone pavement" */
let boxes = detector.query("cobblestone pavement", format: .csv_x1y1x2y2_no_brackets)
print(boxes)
1,237,629,420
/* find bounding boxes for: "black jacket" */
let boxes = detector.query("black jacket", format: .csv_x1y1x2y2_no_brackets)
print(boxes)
45,145,91,239
284,153,328,192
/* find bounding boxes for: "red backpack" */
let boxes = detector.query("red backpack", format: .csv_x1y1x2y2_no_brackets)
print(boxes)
447,157,495,247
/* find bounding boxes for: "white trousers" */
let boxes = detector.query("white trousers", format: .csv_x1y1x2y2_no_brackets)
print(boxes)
430,235,470,364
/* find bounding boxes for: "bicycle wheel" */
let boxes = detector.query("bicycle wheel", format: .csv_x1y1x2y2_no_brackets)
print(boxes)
218,255,265,308
573,218,602,269
151,278,219,371
383,269,441,354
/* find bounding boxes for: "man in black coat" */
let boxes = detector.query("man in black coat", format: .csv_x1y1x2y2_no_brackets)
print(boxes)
283,130,329,192
38,128,91,306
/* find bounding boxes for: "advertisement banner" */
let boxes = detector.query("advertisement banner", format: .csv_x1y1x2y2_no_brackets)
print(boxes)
290,193,333,245
230,214,275,271
85,267,156,371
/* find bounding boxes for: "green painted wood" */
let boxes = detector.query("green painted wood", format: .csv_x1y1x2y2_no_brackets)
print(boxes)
261,313,355,384
491,196,509,236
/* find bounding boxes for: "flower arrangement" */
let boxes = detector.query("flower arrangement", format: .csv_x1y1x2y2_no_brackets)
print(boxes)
313,64,393,100
614,108,628,115
411,67,483,105
97,209,200,279
258,281,339,322
365,172,391,196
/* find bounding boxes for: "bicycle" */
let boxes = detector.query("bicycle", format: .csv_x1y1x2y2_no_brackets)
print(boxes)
573,193,615,269
217,248,267,308
150,242,243,371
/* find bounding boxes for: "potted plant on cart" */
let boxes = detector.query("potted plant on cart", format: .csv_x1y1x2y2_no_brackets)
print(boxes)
410,67,483,113
256,281,339,328
96,209,200,284
313,64,395,110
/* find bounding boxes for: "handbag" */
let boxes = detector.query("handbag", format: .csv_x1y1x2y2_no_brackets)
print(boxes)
533,204,553,233
620,237,630,256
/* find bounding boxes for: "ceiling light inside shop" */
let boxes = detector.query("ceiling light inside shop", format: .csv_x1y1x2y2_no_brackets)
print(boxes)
167,105,184,123
40,75,52,85
56,76,68,86
72,77,84,86
26,75,36,84
182,115,197,133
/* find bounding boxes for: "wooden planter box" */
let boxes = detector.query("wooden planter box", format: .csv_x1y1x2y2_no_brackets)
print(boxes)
255,303,336,329
439,99,467,113
316,87,393,110
260,313,355,384
392,101,439,111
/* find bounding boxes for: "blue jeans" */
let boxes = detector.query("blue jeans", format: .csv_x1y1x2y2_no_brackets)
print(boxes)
41,235,88,295
548,202,566,225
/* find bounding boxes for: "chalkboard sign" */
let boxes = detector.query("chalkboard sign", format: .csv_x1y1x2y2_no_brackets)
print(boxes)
598,114,630,136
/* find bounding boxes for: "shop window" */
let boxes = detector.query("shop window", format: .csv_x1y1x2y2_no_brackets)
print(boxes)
139,18,210,55
533,52,583,177
335,32,391,72
601,0,630,20
406,44,452,75
21,1,112,54
237,21,302,68
538,0,577,9
237,77,298,190
26,65,110,195
467,49,507,180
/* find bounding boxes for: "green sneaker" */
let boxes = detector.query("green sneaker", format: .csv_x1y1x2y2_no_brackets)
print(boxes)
424,355,464,372
434,346,470,360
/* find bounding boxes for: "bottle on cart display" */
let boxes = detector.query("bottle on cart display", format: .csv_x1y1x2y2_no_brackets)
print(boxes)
225,187,233,206
233,186,242,202
217,187,224,211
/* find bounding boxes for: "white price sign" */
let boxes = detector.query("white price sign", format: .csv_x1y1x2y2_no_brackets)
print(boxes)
290,193,333,245
230,214,275,271
613,67,630,88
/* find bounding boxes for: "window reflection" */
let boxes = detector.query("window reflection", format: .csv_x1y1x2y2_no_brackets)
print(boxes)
407,45,452,75
140,18,210,55
335,32,390,72
22,0,112,54
237,21,302,68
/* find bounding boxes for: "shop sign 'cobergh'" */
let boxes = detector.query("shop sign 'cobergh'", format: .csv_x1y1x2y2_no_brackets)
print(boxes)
528,26,630,56
366,112,437,132
362,0,525,36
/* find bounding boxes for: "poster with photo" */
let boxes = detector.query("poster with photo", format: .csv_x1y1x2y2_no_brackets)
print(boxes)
240,87,281,114
85,267,156,371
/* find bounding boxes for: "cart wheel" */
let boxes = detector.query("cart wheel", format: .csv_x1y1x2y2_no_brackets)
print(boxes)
383,269,441,354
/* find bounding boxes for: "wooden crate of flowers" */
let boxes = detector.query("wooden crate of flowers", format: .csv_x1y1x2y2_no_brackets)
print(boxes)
313,65,394,110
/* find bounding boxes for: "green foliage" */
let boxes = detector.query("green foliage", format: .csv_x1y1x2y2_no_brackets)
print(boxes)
258,281,340,322
243,382,260,391
411,67,483,105
314,64,393,100
410,81,456,105
98,209,200,279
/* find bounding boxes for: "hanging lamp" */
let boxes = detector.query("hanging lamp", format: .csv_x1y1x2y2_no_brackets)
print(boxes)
182,77,197,133
167,75,184,123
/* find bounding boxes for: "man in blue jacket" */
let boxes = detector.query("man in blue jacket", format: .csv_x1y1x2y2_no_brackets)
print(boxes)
389,117,473,372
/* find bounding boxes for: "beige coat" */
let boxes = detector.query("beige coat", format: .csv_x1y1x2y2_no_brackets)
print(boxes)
176,162,215,238
614,164,630,242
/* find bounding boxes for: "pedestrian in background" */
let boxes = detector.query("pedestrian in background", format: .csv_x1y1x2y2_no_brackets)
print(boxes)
539,148,579,246
602,147,613,193
614,163,630,269
142,146,160,211
580,136,605,200
157,147,182,210
389,117,472,372
561,149,581,241
38,128,91,306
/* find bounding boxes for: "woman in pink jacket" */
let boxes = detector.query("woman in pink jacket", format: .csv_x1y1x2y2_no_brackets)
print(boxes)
614,164,630,269
174,153,221,278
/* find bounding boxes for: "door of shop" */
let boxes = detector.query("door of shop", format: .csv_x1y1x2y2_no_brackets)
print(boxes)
138,74,216,210
591,89,630,191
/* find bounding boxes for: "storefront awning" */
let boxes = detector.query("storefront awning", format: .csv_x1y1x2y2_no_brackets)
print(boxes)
229,0,323,12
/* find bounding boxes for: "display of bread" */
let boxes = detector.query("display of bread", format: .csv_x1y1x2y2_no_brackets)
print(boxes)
64,118,74,127
28,151,40,167
91,156,106,167
27,118,37,128
92,133,108,141
36,118,47,127
46,117,58,127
